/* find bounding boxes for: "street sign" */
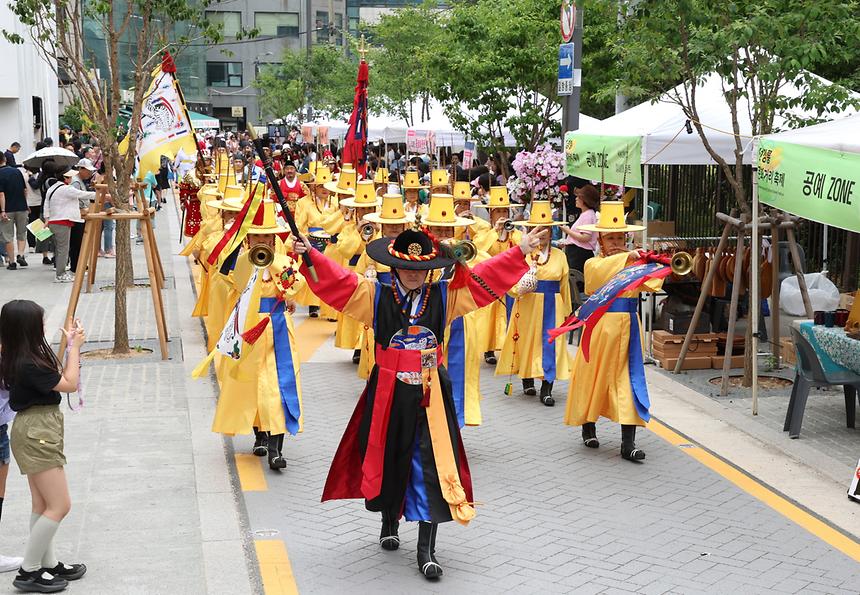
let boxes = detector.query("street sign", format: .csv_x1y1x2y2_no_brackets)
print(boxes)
558,43,574,96
560,0,576,42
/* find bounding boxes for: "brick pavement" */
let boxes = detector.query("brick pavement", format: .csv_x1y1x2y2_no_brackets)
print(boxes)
238,349,860,594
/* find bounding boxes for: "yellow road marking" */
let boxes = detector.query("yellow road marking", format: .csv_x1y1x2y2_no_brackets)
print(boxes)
255,540,299,595
649,419,860,563
295,317,337,363
234,453,267,492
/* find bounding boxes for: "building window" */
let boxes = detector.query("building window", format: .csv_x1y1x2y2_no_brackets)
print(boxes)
206,11,242,38
315,11,343,44
207,62,243,87
255,12,299,37
32,96,43,129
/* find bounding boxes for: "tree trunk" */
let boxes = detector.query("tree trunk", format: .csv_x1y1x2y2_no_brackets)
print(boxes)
843,231,859,291
112,219,133,354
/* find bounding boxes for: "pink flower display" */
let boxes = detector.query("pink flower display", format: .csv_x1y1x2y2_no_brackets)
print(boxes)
508,144,566,204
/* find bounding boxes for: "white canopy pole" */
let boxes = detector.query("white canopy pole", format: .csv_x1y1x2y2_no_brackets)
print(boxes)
751,160,760,416
822,225,829,273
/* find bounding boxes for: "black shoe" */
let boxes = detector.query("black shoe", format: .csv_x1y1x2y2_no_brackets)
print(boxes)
308,306,319,318
483,351,497,365
16,255,28,267
44,562,86,581
252,429,268,457
352,349,361,365
417,522,442,580
42,256,52,265
12,568,68,593
540,381,554,406
582,423,599,448
267,434,286,470
621,425,645,462
522,379,536,396
6,262,16,270
380,510,400,551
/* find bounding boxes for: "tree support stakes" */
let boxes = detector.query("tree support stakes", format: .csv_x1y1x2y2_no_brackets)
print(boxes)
719,213,749,397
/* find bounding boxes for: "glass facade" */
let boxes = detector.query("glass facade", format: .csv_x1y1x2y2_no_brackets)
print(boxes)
206,62,243,87
255,12,300,38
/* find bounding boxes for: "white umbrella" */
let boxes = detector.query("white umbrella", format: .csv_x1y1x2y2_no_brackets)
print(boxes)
22,147,79,169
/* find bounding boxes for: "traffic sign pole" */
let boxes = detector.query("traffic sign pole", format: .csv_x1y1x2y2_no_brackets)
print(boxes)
561,8,583,134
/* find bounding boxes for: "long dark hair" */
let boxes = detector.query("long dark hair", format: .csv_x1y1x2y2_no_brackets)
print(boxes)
0,300,61,389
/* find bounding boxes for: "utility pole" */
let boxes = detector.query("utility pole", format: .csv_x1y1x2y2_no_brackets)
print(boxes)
305,0,313,122
328,0,335,45
561,4,583,133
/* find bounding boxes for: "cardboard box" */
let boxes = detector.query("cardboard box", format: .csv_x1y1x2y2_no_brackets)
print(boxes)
711,355,745,369
652,331,719,358
658,355,713,370
634,219,676,239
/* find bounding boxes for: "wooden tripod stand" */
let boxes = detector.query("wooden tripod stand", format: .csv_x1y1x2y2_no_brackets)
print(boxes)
58,183,169,359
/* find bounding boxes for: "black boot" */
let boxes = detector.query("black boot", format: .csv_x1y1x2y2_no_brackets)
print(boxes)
252,428,268,457
308,305,319,318
540,381,555,406
417,522,442,580
379,508,400,551
621,425,645,461
352,349,361,365
582,422,599,448
522,378,536,396
483,351,497,365
268,433,286,470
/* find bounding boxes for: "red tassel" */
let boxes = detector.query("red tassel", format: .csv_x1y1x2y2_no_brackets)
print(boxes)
420,385,431,408
448,262,470,290
241,317,270,345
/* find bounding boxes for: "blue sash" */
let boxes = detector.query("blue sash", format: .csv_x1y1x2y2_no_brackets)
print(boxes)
377,271,391,285
536,281,560,383
606,297,650,422
447,317,466,428
260,298,301,435
348,254,361,267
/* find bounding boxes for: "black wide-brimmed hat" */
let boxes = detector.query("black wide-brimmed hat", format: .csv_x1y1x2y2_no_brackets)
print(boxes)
366,228,455,271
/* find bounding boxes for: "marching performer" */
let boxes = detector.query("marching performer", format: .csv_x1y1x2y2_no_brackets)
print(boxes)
451,180,490,242
179,164,204,239
292,221,546,580
330,179,381,364
354,193,413,379
277,162,309,215
401,171,430,219
472,186,522,365
209,199,305,471
563,202,660,461
496,201,572,406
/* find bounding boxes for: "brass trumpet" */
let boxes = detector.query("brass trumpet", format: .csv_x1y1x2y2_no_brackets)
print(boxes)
503,220,515,232
248,243,275,268
669,251,693,276
441,239,477,263
360,222,375,242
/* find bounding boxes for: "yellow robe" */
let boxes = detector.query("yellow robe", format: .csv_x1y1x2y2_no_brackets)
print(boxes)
496,247,572,381
332,224,375,350
293,195,343,319
202,233,236,352
354,252,389,380
211,253,305,436
564,252,663,427
186,202,224,317
473,227,522,352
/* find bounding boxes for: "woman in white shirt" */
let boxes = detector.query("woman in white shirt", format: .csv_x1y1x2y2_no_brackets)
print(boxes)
42,174,95,282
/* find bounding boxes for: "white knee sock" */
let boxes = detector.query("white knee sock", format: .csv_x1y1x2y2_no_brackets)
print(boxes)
22,516,60,572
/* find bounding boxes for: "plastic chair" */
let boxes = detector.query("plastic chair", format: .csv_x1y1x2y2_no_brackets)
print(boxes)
783,327,860,438
568,270,586,346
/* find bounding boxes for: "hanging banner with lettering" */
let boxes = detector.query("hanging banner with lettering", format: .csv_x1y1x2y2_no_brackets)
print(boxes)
757,139,860,234
564,132,643,188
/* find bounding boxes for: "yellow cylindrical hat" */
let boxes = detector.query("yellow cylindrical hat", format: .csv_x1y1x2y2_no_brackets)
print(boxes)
515,201,563,227
364,194,413,224
339,179,382,208
246,199,287,234
402,170,428,189
424,194,473,227
578,201,645,232
207,198,241,212
374,167,390,184
474,185,512,209
324,167,357,195
198,184,221,201
223,185,245,201
309,164,333,186
431,169,449,187
452,180,480,202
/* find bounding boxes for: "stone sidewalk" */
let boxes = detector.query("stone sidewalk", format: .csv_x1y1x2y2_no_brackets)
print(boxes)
0,196,257,594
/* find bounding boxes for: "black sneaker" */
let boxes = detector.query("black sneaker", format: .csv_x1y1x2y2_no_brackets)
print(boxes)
12,568,68,592
45,562,86,581
6,262,16,271
42,256,52,265
16,255,28,267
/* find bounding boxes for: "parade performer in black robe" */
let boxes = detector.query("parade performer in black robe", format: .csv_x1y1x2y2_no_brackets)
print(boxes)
292,222,545,580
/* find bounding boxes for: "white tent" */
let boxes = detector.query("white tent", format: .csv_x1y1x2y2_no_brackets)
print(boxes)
578,72,858,166
749,112,860,413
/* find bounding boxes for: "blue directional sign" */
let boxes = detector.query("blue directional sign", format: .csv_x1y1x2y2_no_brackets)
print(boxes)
558,43,574,96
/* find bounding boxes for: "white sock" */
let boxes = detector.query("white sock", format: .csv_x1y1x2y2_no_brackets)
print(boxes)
22,516,60,573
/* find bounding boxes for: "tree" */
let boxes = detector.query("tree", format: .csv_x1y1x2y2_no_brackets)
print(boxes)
4,0,222,354
255,45,356,122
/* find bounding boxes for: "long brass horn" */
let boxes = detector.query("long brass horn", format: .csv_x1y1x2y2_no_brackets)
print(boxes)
360,222,375,242
670,251,693,276
248,243,275,268
441,239,477,263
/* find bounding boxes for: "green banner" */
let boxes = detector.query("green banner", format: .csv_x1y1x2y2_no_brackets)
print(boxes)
757,139,860,233
564,132,643,188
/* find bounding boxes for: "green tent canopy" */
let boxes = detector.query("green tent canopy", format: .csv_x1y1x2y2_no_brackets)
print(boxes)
188,110,219,129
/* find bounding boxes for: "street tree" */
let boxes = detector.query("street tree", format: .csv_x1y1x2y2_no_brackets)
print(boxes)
255,45,356,123
4,0,222,354
617,0,860,386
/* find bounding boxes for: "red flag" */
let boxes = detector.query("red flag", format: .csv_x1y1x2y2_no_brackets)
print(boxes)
342,60,369,177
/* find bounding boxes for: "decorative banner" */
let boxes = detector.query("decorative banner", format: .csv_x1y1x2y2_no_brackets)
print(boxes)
757,139,860,234
302,125,313,143
407,129,428,153
564,132,643,188
318,126,329,146
462,140,475,169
